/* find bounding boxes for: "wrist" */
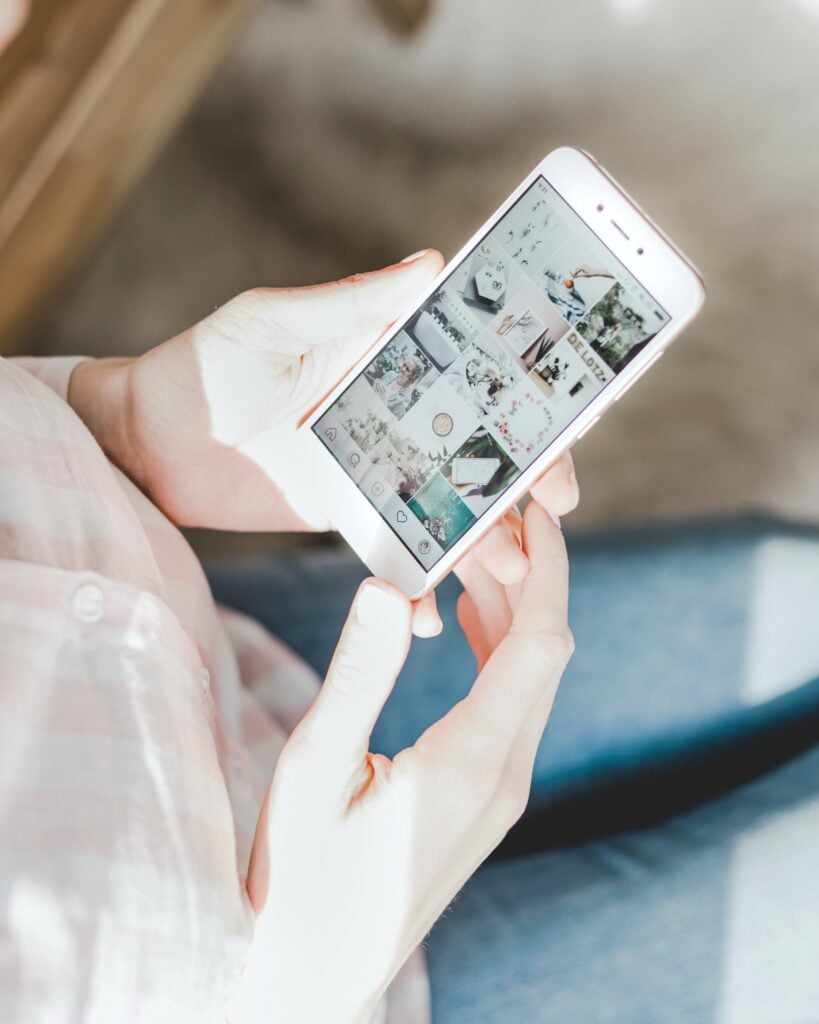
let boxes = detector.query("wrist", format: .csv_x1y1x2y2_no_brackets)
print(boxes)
227,916,382,1024
68,357,144,483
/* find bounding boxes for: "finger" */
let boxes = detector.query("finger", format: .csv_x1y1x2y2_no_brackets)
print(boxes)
500,509,526,617
509,500,570,642
455,547,513,653
456,590,492,670
455,509,523,648
295,579,412,795
465,502,572,744
472,516,529,585
504,506,524,537
528,450,579,518
411,591,442,638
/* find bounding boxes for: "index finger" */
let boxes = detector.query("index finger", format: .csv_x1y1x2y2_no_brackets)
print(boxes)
528,450,579,518
464,501,573,739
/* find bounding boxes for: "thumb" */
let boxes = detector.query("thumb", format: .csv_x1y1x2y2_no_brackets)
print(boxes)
263,249,443,359
295,579,412,798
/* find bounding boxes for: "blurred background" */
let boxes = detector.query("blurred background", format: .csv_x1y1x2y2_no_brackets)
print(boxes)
3,0,819,558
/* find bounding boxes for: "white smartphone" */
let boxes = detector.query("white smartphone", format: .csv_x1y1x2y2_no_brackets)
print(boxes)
298,147,705,599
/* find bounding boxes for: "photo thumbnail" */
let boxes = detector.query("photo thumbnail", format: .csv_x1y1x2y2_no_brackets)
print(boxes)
391,384,477,475
449,241,525,327
368,432,433,502
444,334,524,419
576,283,657,372
491,181,568,271
363,331,438,419
529,332,594,402
441,426,520,516
407,472,476,551
490,282,570,371
488,381,553,468
408,286,485,368
539,234,616,326
529,331,610,434
335,376,395,453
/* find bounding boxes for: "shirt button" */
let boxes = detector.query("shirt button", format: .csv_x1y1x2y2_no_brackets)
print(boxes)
199,668,211,695
72,584,105,624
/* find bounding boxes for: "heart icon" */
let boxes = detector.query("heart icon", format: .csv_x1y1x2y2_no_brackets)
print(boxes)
396,510,408,523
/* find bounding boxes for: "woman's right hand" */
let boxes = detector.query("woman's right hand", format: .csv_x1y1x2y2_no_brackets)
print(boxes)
229,497,574,1024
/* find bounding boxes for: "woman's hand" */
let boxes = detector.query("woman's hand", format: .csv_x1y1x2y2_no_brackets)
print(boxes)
69,252,445,533
228,499,573,1024
68,255,579,635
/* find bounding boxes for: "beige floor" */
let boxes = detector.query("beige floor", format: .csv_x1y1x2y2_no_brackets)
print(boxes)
35,0,819,543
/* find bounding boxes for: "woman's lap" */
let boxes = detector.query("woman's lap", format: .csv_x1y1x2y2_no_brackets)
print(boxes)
425,740,819,1023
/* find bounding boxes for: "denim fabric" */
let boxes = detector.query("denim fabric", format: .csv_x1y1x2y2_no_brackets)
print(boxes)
424,741,819,1023
207,517,819,1023
208,517,819,844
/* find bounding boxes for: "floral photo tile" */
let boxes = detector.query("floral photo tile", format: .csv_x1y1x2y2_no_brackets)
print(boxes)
487,380,555,469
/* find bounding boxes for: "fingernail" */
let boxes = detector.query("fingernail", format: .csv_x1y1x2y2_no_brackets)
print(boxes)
549,511,562,529
400,249,429,264
356,582,399,626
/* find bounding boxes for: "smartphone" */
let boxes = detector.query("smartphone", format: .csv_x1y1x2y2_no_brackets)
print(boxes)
299,147,705,599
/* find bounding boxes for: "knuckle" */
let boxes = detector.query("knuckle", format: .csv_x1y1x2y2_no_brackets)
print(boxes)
225,287,267,321
330,652,370,693
488,764,531,833
550,625,576,664
502,785,530,829
516,625,575,679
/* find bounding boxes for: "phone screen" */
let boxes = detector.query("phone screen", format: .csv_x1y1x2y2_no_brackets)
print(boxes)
314,176,670,569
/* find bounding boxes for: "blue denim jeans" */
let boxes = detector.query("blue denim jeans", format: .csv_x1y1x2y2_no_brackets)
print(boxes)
208,517,819,1023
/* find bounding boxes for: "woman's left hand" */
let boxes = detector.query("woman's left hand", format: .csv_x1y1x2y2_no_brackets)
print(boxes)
68,252,579,634
70,252,444,533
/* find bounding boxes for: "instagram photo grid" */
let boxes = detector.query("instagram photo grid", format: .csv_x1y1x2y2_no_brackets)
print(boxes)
316,178,669,562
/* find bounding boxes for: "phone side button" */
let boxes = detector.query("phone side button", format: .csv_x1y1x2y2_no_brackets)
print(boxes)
575,415,600,441
614,350,664,401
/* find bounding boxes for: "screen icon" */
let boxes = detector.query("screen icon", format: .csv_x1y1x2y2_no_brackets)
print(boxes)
418,539,431,555
348,453,360,467
396,510,408,523
324,427,337,442
432,412,454,437
371,481,385,497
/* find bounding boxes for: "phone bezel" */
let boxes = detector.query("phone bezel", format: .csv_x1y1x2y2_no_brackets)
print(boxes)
299,146,705,598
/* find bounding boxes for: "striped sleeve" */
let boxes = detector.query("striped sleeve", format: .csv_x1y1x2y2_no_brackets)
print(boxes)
7,356,92,402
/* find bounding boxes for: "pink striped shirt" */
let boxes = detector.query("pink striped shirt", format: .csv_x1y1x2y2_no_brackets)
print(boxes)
0,356,428,1023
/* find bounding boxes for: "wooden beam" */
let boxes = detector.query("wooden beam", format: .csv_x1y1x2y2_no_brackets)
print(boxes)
0,0,256,355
